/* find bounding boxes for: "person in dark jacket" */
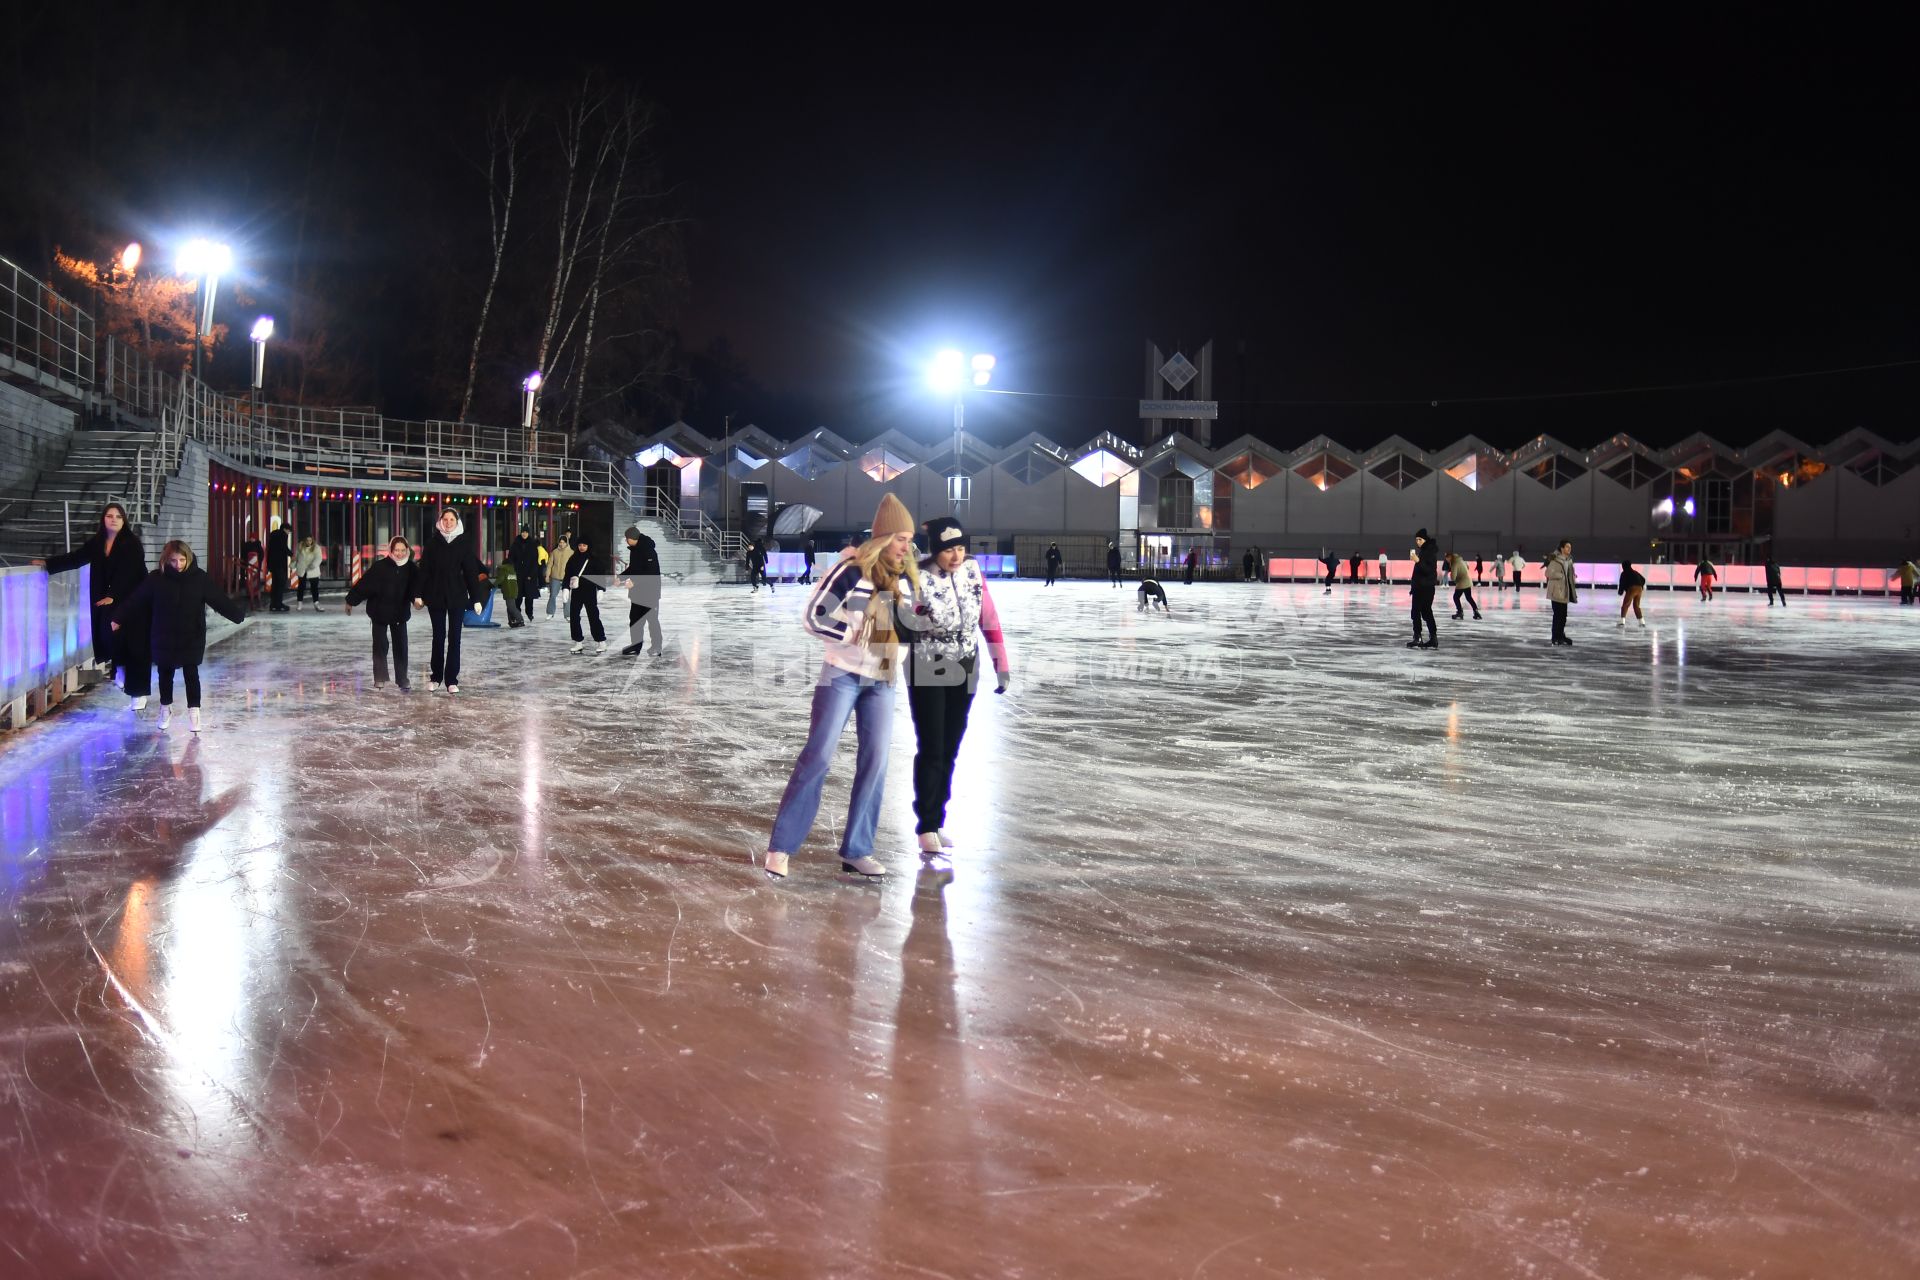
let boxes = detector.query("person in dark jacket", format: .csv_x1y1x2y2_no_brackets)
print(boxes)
111,540,245,732
345,536,421,690
1138,578,1171,613
1044,542,1062,586
239,529,265,610
1241,549,1255,581
567,533,609,653
748,538,772,593
266,515,293,612
1321,549,1339,595
414,508,487,693
1182,546,1198,586
34,501,150,703
1764,554,1786,607
1618,560,1647,627
800,539,817,586
617,526,664,656
1107,542,1123,587
508,528,543,626
1408,529,1440,649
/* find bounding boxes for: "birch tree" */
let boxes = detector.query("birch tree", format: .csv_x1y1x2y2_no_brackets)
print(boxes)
457,103,531,423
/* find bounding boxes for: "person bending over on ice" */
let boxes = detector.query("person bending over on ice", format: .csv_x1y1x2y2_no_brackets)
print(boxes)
1138,578,1171,613
764,494,921,883
905,516,1012,862
1694,555,1718,601
1447,551,1482,620
112,540,245,733
1618,560,1647,628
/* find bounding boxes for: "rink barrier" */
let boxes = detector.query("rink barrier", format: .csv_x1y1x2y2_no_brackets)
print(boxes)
1,565,93,729
758,551,1018,579
1261,558,1909,594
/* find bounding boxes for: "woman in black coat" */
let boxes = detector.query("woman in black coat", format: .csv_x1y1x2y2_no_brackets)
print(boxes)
35,502,152,703
567,534,608,652
414,508,488,693
1408,528,1440,649
112,540,245,732
345,536,422,690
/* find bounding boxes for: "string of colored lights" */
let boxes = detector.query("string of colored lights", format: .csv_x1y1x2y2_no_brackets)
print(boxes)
207,480,581,510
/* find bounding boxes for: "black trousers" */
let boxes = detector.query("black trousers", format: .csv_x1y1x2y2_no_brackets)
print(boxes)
269,563,288,608
1766,585,1786,606
1324,567,1337,586
908,671,976,835
570,591,605,642
1109,567,1122,586
1411,585,1438,641
371,620,409,685
1045,566,1057,585
1551,601,1570,643
298,577,321,602
1902,582,1916,605
625,601,662,651
1452,587,1479,616
427,603,465,684
157,663,202,708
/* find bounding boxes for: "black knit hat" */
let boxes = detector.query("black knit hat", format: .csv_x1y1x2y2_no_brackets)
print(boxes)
924,516,966,552
1415,528,1431,541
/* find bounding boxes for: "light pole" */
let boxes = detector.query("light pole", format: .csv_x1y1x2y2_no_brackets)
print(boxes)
928,349,993,509
175,238,233,384
249,316,274,393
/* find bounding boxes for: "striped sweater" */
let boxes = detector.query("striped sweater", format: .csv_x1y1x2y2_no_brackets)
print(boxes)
802,558,911,681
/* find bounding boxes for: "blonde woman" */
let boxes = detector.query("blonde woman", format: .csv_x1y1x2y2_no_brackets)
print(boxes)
764,494,920,881
291,535,323,610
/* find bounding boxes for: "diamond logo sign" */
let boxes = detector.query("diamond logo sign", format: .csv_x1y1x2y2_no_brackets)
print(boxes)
1158,351,1198,392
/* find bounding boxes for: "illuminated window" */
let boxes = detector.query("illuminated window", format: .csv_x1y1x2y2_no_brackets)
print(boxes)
860,448,916,483
1294,453,1355,491
1522,455,1587,490
1220,451,1281,489
1070,449,1134,487
777,442,845,481
635,444,681,467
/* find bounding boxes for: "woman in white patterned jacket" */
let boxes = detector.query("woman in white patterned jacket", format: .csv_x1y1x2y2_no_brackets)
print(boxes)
906,516,1012,861
763,494,921,883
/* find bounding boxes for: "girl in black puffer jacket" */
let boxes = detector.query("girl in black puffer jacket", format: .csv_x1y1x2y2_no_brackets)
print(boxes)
112,540,246,732
346,536,422,690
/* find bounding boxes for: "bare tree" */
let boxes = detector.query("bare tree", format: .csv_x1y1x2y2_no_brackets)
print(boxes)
458,102,531,423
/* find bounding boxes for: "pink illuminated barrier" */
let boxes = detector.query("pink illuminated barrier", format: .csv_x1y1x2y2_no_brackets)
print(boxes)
1257,558,1912,595
1,564,93,728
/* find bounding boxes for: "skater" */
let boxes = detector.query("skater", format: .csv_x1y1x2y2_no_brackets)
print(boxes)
111,540,245,732
239,530,265,611
1377,548,1389,584
1408,530,1439,648
267,515,292,612
1764,554,1786,607
1546,539,1577,646
1507,548,1527,592
416,507,488,694
345,536,420,690
1107,541,1124,587
33,501,150,706
1447,552,1482,619
291,535,323,610
1044,542,1062,586
546,532,573,619
764,494,921,882
1474,555,1485,587
509,527,544,624
1348,553,1362,583
1694,555,1718,601
1242,548,1255,582
1618,560,1647,627
1321,548,1338,595
567,532,609,653
1182,546,1199,586
800,539,817,586
1253,545,1267,583
1897,557,1919,605
748,538,772,593
905,516,1012,859
1137,578,1171,613
617,526,664,656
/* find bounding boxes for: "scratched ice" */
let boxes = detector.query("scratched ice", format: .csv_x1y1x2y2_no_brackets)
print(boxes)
1,579,1917,1277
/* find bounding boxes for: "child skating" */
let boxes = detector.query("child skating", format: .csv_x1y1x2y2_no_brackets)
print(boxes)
111,540,245,732
345,536,421,690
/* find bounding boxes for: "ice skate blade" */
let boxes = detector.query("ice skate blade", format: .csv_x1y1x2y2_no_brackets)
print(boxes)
839,861,886,881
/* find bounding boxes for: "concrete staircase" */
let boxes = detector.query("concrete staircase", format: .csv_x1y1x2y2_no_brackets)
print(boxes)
617,506,736,586
0,430,155,563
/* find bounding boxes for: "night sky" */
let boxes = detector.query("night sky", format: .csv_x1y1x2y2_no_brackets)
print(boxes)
5,6,1916,452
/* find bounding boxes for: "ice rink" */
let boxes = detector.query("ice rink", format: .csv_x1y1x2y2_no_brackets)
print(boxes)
2,577,1917,1278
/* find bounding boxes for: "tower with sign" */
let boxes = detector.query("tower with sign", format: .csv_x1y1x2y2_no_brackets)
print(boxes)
1141,340,1217,447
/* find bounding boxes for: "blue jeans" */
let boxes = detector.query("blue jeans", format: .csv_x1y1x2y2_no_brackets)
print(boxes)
769,667,895,860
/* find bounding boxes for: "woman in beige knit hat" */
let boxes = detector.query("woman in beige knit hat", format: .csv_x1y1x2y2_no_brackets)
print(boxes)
764,493,921,881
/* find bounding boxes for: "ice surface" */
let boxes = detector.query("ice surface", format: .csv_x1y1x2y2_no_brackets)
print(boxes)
1,580,1917,1277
